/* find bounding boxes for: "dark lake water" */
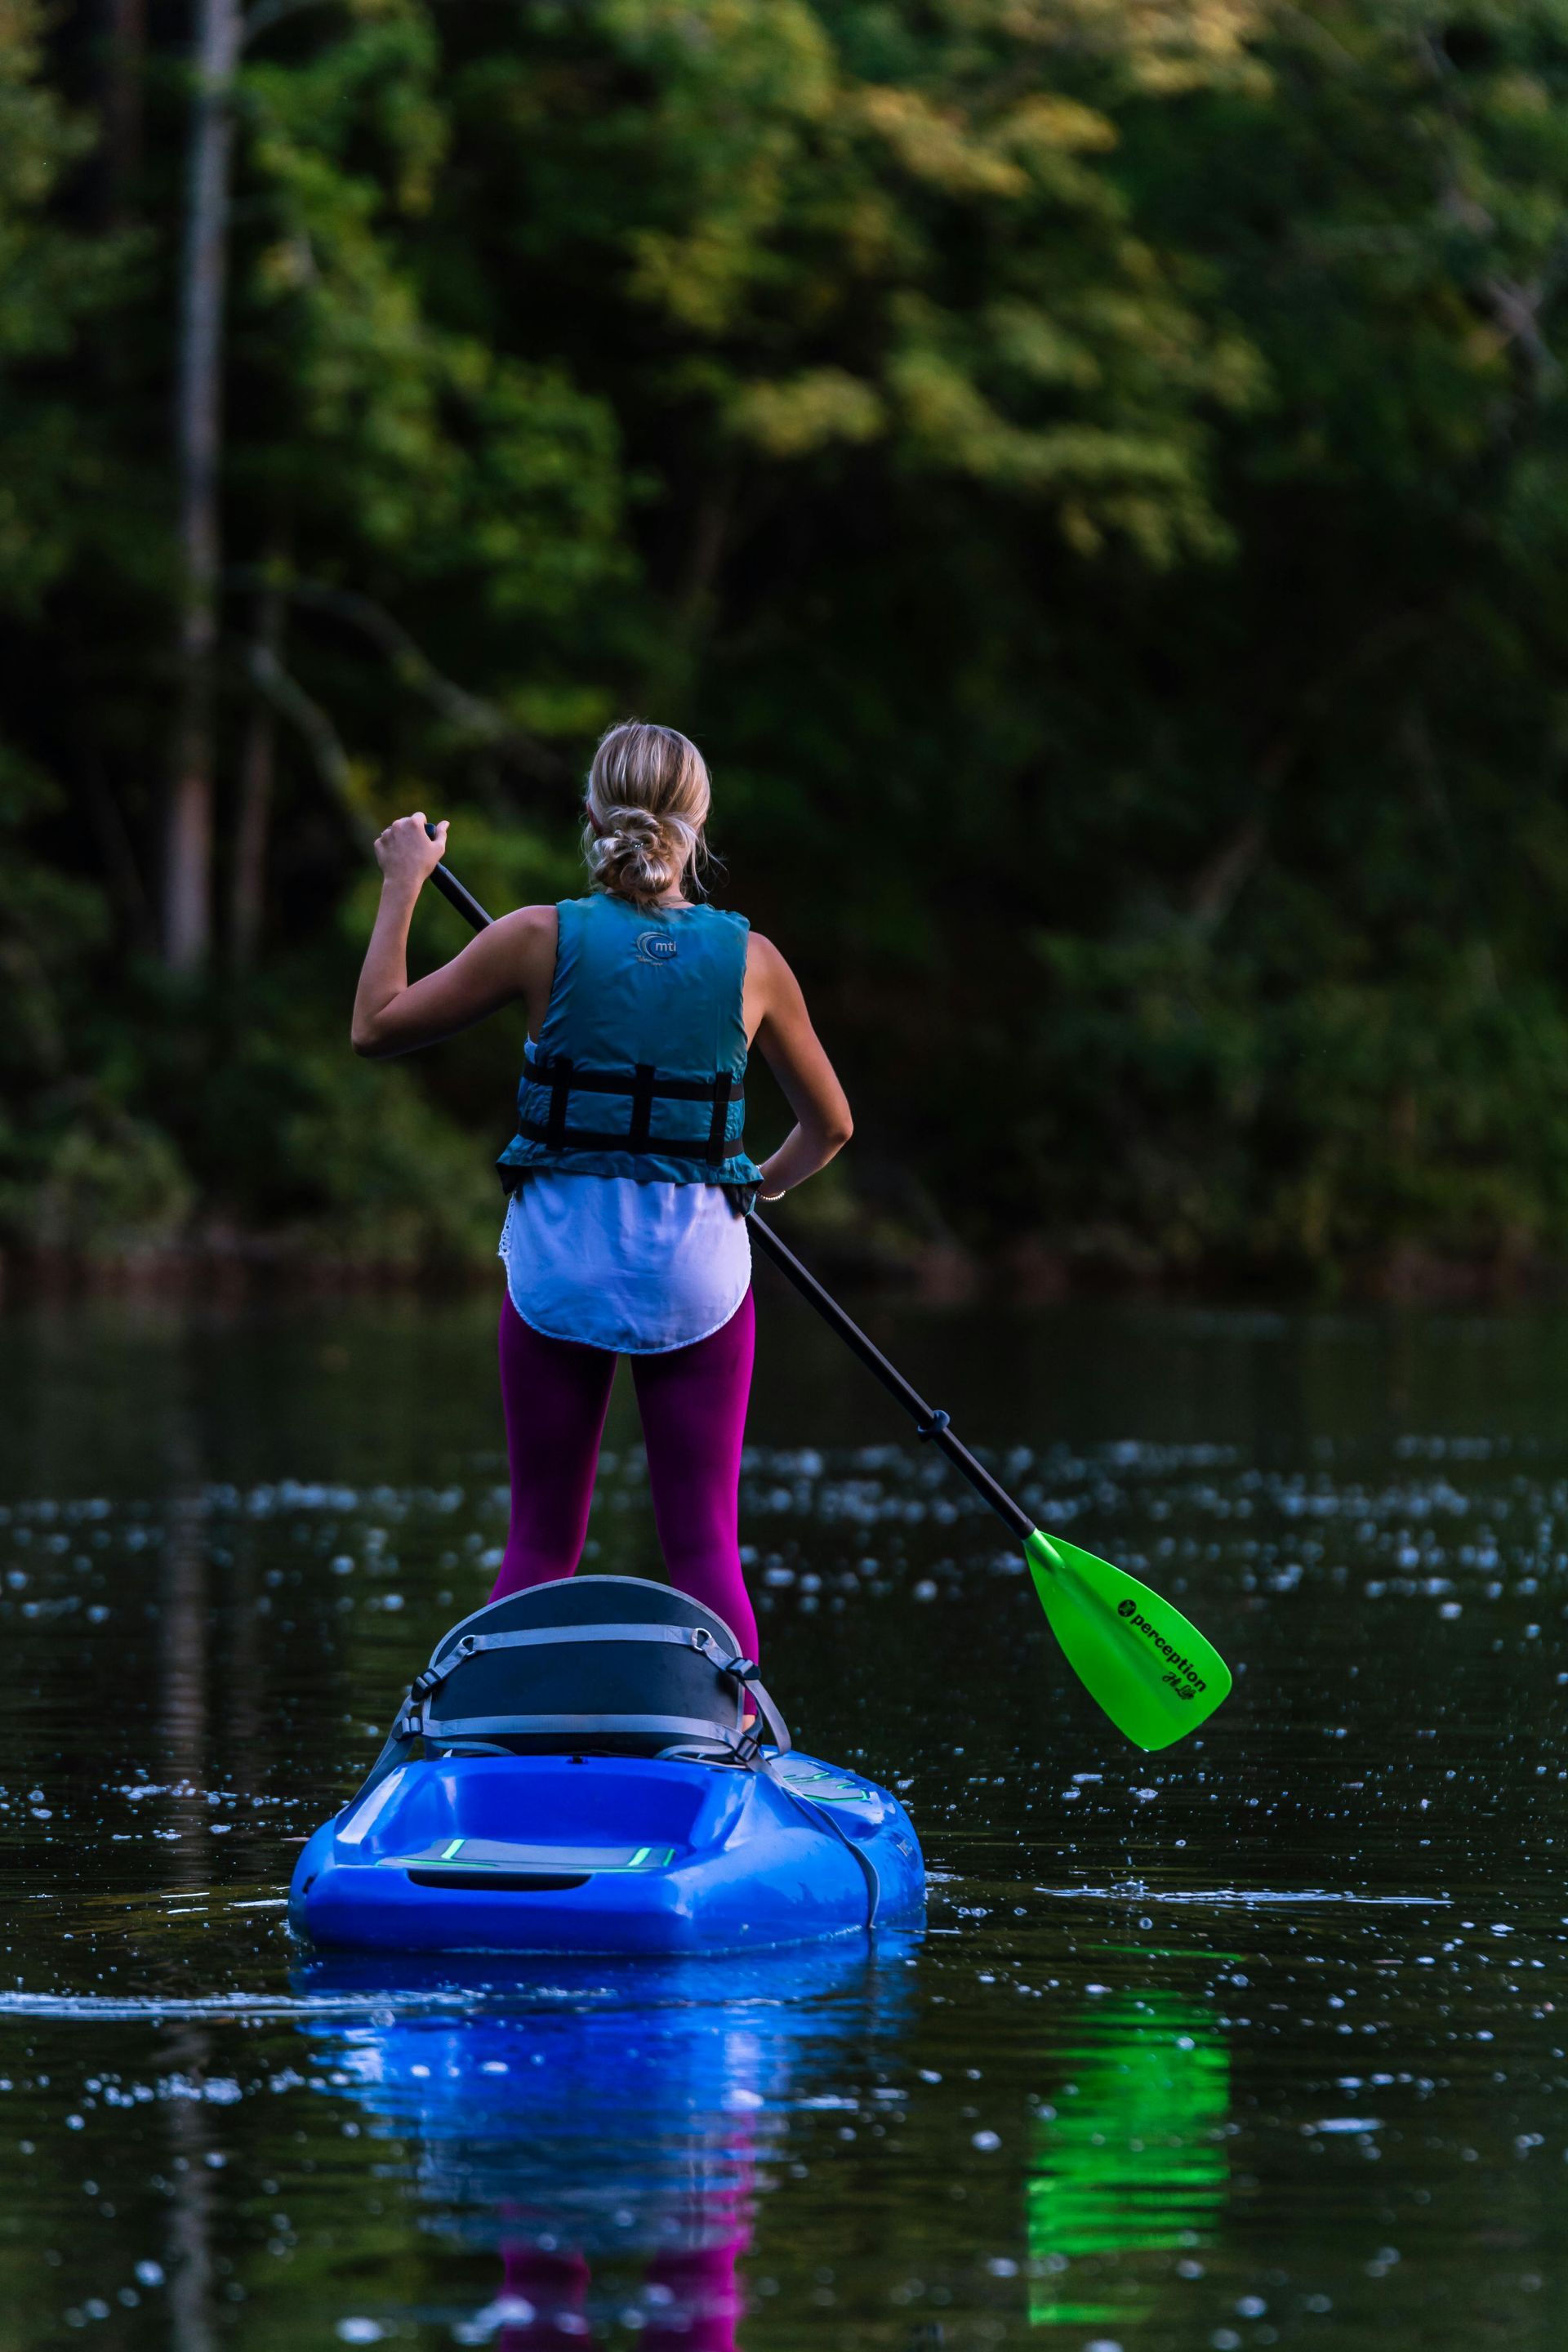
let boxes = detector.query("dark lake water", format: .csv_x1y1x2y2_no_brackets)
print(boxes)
2,1279,1566,2350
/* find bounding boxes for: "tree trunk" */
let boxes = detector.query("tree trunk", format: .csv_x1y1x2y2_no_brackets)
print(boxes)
163,0,241,974
100,0,147,225
230,576,284,969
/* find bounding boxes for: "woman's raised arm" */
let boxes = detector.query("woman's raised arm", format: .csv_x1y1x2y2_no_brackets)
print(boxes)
351,813,555,1057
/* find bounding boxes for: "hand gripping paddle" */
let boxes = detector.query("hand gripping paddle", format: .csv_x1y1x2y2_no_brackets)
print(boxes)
416,826,1233,1750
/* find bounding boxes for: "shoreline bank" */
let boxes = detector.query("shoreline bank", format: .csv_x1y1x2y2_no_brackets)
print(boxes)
5,1227,1565,1309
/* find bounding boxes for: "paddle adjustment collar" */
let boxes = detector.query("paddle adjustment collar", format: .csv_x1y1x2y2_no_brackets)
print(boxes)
915,1409,951,1441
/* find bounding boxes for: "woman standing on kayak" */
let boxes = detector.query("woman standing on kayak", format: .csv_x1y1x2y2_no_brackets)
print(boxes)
350,719,853,1664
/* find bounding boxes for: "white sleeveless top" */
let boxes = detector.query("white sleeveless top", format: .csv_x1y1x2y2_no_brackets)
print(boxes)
499,1174,752,1354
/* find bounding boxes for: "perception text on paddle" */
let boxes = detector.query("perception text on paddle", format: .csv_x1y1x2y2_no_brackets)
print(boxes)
1116,1597,1206,1697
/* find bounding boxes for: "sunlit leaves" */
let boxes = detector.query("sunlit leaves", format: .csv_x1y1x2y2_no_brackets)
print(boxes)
241,4,627,618
730,368,886,456
579,0,1265,557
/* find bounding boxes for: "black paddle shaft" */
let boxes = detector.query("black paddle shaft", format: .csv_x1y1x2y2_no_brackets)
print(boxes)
742,1216,1036,1544
416,825,1036,1546
429,862,494,933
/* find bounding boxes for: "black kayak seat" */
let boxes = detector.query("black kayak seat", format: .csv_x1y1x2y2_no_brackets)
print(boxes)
403,1573,789,1761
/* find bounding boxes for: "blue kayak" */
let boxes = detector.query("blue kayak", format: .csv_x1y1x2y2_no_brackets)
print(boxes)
289,1573,924,1955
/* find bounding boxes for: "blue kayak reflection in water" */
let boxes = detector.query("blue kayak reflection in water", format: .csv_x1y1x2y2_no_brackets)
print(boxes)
1028,1988,1230,2330
294,1939,918,2347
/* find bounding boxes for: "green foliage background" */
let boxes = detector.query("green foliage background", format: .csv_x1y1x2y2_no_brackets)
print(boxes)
7,0,1568,1282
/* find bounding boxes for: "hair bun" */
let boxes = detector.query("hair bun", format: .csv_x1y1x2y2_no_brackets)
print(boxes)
583,722,713,907
598,804,662,849
588,803,689,900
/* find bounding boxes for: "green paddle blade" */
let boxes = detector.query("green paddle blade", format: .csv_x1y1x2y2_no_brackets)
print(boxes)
1025,1530,1232,1751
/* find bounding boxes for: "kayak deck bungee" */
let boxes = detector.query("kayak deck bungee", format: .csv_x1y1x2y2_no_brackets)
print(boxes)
290,1574,924,1955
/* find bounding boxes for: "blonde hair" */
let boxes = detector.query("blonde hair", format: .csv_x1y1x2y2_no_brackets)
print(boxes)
583,719,711,906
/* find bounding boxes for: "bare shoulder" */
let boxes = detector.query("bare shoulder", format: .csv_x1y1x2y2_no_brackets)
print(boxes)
745,930,795,993
487,902,558,960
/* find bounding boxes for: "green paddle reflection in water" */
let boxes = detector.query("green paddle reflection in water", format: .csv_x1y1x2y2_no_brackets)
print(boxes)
1028,1991,1230,2328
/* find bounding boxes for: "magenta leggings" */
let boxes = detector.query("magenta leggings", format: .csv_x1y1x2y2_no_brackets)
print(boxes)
492,1289,759,1659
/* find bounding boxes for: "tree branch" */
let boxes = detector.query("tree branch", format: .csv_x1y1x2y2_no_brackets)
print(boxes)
226,568,564,778
1185,612,1434,932
247,642,373,848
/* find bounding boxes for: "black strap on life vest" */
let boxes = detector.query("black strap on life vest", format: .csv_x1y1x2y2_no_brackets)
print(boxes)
545,1054,572,1149
629,1063,655,1153
517,1054,745,1165
706,1071,731,1164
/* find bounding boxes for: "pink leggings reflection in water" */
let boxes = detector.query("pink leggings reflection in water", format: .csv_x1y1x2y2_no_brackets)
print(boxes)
497,2236,746,2352
492,1290,759,1660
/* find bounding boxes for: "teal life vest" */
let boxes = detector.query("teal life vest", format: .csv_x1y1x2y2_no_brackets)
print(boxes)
496,894,764,1198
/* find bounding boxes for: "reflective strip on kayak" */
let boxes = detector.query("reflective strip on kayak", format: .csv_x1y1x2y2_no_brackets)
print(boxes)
383,1838,677,1874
